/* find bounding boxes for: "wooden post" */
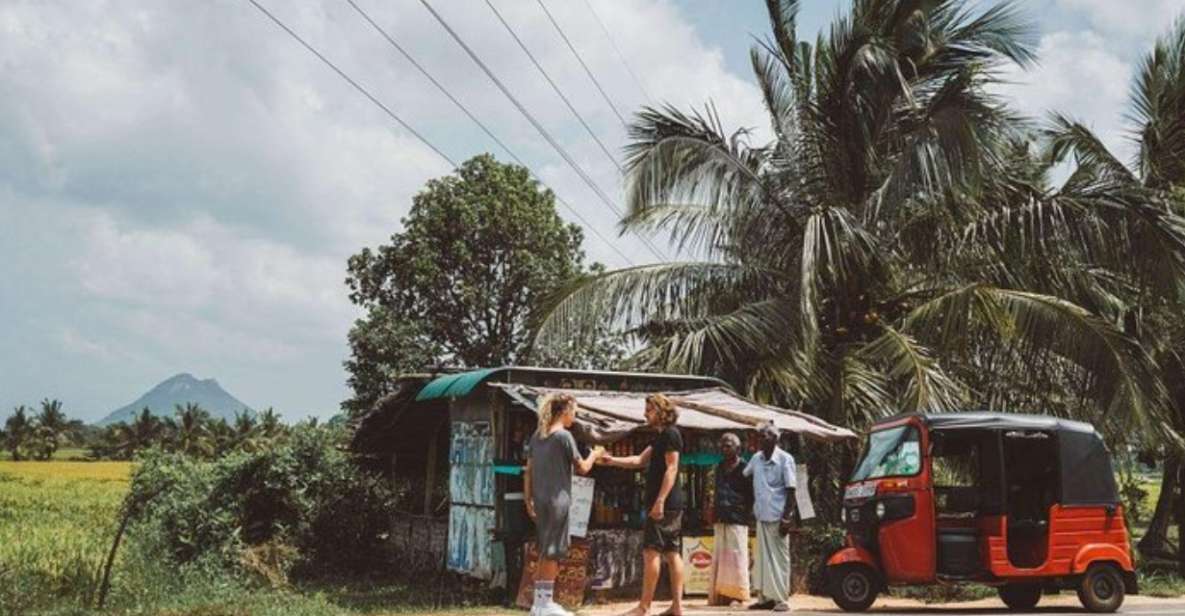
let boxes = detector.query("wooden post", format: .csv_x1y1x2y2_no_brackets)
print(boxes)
424,422,440,516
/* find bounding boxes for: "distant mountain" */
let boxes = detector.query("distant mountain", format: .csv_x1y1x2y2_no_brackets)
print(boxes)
97,373,254,426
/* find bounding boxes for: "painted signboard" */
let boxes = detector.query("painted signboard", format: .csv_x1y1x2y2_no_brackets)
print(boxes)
682,536,715,595
568,475,595,538
448,421,495,578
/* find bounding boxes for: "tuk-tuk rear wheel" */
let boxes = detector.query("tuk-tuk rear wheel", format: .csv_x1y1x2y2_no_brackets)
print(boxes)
998,583,1042,610
1077,563,1125,613
829,564,879,612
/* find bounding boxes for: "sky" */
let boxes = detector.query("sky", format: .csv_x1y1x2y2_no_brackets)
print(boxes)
0,0,1179,423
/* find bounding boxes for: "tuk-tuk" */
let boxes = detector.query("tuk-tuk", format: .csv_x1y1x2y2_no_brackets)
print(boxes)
826,413,1136,613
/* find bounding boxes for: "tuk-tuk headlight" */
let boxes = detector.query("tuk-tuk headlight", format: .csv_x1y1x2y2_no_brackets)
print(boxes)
875,501,887,519
841,507,847,523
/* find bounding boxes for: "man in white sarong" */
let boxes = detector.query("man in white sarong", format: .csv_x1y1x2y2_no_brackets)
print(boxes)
743,422,797,612
708,432,752,605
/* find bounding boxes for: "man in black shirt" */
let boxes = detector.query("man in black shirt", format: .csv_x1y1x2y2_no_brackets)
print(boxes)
599,394,684,616
708,433,753,605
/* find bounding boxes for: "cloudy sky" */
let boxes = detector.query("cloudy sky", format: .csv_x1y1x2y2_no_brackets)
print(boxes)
1,0,1177,422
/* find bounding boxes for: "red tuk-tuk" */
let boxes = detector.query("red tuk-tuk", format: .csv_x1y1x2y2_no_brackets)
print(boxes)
827,413,1136,613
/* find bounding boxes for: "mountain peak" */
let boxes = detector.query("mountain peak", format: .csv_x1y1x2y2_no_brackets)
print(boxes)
98,373,254,426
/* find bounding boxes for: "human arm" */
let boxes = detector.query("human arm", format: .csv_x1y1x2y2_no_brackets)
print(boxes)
574,444,606,475
779,455,798,535
599,445,652,470
650,449,680,519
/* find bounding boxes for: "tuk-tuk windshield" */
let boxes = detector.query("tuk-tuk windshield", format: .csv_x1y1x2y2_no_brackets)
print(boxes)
852,425,922,481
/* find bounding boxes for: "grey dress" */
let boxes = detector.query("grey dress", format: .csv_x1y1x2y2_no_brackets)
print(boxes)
527,428,580,559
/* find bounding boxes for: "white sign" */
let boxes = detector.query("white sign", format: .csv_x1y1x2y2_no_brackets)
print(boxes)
568,475,596,538
796,466,816,521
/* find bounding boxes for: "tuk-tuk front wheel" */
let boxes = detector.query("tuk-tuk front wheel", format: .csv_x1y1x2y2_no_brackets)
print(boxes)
998,583,1042,610
829,564,879,612
1077,563,1125,613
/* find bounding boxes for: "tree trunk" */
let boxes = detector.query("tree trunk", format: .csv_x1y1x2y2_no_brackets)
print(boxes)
1178,461,1185,578
1139,455,1180,561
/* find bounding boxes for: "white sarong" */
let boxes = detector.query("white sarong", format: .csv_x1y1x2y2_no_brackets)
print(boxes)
753,521,790,603
708,523,750,604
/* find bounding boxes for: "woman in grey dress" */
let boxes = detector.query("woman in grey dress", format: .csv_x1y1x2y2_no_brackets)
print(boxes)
524,393,604,616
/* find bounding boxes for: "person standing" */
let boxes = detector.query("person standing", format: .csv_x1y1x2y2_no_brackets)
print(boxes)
744,422,797,612
598,394,685,616
524,394,605,616
708,432,753,606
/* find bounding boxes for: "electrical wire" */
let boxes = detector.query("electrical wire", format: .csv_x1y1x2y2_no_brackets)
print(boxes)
535,0,629,127
579,0,654,105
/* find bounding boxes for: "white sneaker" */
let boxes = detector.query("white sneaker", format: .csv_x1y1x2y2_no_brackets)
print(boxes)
538,602,575,616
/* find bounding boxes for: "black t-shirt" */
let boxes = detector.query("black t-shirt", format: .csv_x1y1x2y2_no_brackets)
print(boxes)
644,426,684,510
714,459,753,525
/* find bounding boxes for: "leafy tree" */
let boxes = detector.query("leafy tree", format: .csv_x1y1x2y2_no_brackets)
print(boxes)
1039,16,1185,564
536,0,1183,437
168,403,214,458
31,399,82,460
344,154,617,413
3,406,31,461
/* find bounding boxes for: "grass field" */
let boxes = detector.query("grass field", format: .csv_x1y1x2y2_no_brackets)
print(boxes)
0,459,516,615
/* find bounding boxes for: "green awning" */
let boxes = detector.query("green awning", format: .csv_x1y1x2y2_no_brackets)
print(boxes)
415,368,500,401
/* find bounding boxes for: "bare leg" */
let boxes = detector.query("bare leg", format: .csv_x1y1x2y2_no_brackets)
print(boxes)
618,548,661,616
536,558,559,582
663,551,685,615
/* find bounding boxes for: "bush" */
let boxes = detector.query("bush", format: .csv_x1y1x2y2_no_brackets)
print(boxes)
129,424,400,580
792,523,846,595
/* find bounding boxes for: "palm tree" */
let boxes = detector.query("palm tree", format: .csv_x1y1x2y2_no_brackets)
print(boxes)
1037,16,1185,564
169,403,214,458
256,407,285,441
537,0,1182,436
33,399,82,460
3,406,31,461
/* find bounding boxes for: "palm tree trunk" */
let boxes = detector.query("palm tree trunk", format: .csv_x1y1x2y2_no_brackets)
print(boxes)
1139,455,1180,561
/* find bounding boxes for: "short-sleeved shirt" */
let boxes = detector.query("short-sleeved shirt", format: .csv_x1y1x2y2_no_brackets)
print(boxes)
714,458,753,525
644,426,684,510
743,446,797,522
527,428,580,508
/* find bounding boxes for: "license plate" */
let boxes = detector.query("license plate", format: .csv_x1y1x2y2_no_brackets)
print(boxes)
845,482,876,500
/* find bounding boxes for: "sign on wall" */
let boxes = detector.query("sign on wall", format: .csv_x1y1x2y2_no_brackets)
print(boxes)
568,475,595,538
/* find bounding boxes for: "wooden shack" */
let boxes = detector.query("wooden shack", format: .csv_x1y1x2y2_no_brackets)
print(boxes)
349,366,855,599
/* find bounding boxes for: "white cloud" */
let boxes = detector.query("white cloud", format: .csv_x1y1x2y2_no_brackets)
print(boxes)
996,30,1134,164
0,0,767,420
1058,0,1185,39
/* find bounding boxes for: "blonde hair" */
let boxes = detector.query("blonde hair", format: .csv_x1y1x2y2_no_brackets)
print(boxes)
536,393,576,436
647,393,679,427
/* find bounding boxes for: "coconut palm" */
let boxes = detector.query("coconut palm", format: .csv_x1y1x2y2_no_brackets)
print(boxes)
1035,16,1185,562
3,406,31,461
169,403,214,458
535,0,1183,436
33,399,82,460
256,407,285,441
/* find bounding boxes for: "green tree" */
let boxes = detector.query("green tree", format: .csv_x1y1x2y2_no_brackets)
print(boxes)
168,403,214,458
344,154,615,413
1039,16,1185,564
4,405,31,461
536,0,1181,435
31,399,82,460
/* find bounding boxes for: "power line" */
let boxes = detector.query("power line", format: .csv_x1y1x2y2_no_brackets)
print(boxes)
579,0,654,105
535,0,629,127
416,0,667,261
341,0,633,265
243,0,454,165
483,0,623,175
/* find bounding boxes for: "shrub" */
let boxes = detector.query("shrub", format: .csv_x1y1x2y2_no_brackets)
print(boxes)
791,523,846,595
130,424,400,580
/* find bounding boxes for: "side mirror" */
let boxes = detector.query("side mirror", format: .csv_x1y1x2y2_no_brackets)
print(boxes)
1104,504,1117,518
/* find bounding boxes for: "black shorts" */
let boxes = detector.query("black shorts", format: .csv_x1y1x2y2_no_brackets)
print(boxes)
642,510,683,553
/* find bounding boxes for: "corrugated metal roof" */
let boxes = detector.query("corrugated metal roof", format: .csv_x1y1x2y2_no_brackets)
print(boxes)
414,368,500,401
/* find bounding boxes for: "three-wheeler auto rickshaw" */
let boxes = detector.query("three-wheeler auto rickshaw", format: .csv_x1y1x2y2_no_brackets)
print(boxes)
827,412,1136,613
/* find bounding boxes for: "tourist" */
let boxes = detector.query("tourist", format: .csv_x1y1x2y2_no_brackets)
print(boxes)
708,432,753,606
598,393,685,616
744,422,797,612
524,394,605,616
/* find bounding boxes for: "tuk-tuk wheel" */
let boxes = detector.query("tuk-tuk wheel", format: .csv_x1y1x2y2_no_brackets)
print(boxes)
1077,563,1125,613
998,583,1042,610
829,564,879,612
